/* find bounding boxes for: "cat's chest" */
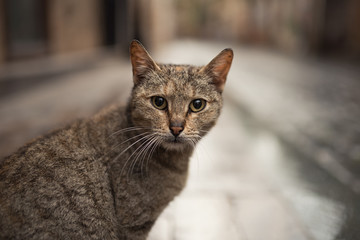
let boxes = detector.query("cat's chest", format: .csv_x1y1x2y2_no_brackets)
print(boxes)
114,158,189,228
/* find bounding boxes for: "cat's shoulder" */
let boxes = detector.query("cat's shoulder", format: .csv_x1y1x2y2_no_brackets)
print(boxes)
1,104,127,166
91,104,126,123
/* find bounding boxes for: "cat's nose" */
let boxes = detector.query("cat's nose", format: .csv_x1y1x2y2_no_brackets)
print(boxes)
170,126,184,137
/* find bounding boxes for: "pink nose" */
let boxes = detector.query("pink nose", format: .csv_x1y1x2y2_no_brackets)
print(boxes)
170,126,183,137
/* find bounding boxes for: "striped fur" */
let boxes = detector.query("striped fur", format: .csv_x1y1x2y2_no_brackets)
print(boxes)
0,41,233,239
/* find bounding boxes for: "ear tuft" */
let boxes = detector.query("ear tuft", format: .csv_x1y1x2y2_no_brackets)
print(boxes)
201,48,233,92
130,40,160,85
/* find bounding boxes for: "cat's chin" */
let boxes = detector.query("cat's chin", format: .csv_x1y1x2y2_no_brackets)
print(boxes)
161,141,187,151
161,138,192,151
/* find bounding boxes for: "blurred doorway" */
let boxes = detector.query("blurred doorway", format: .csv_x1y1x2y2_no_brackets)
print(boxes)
4,0,48,60
321,0,351,55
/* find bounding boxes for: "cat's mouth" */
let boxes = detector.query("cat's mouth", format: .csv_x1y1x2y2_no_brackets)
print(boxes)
171,137,181,143
161,135,188,150
167,136,184,144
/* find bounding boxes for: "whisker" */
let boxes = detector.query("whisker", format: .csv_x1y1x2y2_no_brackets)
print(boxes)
113,133,155,166
145,136,162,174
183,134,202,148
139,135,160,176
109,126,151,138
109,131,150,153
125,136,156,180
119,133,158,179
130,135,158,177
109,127,141,138
134,136,156,177
198,129,210,134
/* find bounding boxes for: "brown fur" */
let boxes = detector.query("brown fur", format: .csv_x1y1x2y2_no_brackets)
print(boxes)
0,40,233,239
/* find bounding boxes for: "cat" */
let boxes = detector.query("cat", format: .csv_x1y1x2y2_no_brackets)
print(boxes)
0,40,233,240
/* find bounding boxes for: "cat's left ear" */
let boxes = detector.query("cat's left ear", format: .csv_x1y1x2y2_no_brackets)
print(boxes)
130,40,160,85
201,48,233,93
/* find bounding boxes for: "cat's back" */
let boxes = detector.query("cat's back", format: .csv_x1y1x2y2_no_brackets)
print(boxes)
0,115,120,239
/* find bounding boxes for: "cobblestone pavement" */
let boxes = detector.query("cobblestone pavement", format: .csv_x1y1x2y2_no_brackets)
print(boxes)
1,40,360,239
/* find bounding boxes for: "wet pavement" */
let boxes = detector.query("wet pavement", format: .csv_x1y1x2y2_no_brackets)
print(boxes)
152,41,360,239
1,40,360,239
149,97,360,240
154,40,360,193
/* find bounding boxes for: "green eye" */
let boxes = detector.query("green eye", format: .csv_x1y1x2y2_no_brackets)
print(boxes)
151,96,167,110
190,99,206,112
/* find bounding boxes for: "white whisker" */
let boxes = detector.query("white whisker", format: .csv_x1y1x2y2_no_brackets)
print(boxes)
145,136,162,174
130,135,158,177
143,135,162,174
113,133,155,166
119,133,158,179
137,135,159,177
109,131,150,153
109,126,150,138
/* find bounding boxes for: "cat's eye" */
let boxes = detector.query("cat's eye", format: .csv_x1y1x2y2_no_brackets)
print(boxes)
189,99,206,113
151,96,167,110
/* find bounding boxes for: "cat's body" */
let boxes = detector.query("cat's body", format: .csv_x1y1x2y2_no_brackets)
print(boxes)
0,41,233,239
0,105,191,239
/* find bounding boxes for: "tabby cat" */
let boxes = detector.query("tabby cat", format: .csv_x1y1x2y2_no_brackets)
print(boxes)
0,40,233,239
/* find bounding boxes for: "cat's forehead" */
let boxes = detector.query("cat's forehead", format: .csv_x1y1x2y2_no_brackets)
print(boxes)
133,63,220,102
152,64,213,96
158,64,201,81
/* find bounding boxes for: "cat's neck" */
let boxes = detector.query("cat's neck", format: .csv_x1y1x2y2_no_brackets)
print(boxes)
152,145,193,173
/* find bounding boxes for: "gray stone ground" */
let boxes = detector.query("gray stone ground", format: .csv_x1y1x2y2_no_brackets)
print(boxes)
149,41,360,240
154,40,360,194
1,40,360,239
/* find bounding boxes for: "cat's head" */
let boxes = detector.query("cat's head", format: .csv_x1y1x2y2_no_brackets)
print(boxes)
129,40,233,151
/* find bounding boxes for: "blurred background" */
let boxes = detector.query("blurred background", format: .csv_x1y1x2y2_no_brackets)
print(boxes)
1,0,360,61
1,0,360,239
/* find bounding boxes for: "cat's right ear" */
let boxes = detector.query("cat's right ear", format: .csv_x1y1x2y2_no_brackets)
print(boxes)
200,48,233,93
130,40,160,85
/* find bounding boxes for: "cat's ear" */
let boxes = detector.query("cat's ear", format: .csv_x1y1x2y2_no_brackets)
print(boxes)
130,40,160,85
201,48,233,92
